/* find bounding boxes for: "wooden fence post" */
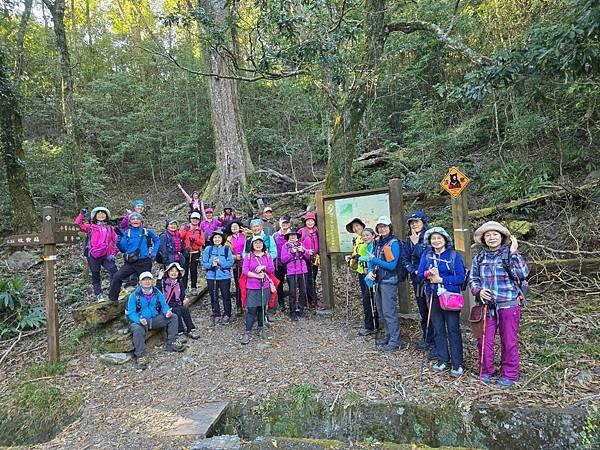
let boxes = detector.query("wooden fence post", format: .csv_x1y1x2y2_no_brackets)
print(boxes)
315,191,335,309
451,192,473,323
42,206,60,362
389,178,410,314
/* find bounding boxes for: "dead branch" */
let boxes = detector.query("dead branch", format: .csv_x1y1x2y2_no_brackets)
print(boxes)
254,181,325,198
520,240,600,257
255,169,321,187
0,331,22,366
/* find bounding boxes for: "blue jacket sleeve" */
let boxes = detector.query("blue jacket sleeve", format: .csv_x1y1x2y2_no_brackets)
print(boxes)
127,292,140,324
416,251,429,282
442,253,466,287
203,246,212,270
401,240,414,273
117,235,127,254
268,236,278,260
149,230,161,259
370,240,400,271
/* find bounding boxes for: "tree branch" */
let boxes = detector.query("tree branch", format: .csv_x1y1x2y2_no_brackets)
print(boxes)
255,168,323,187
386,20,492,66
253,181,325,198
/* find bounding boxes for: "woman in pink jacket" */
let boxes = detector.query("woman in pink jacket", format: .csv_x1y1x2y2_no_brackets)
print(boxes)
299,212,323,309
75,207,118,302
280,228,310,321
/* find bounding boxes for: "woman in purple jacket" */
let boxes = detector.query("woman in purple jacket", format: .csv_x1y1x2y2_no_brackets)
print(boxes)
280,228,310,321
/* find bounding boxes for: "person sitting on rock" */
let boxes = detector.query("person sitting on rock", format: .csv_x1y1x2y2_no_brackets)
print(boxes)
128,271,185,370
157,262,200,341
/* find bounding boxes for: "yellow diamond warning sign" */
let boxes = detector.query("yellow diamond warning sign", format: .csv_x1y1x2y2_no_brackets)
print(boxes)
441,167,469,198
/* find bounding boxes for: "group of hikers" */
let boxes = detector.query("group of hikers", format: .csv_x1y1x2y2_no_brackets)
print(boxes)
75,191,529,386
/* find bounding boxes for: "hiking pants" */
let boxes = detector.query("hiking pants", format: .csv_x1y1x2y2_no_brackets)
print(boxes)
305,264,319,304
413,281,434,345
275,260,287,308
87,255,117,296
232,263,242,310
130,313,178,357
108,258,152,302
287,273,307,314
207,278,231,317
183,251,201,290
478,306,521,381
171,304,196,334
431,295,464,370
245,306,264,331
359,273,378,331
375,282,400,347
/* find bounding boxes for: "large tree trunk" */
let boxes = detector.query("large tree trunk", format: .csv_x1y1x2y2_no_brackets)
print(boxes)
0,50,38,233
324,0,387,194
43,0,85,208
197,0,254,206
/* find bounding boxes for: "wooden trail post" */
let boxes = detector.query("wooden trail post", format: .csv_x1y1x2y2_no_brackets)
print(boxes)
4,206,83,362
315,191,334,309
441,167,473,322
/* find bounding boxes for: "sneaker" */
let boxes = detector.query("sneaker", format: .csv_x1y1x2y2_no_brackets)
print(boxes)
432,362,448,372
134,356,148,370
375,338,389,347
291,313,299,322
221,315,230,325
177,333,188,344
358,328,375,337
266,314,276,323
256,327,266,339
166,341,185,352
188,329,201,340
96,294,106,303
481,374,493,383
240,332,250,345
315,300,325,310
379,344,399,353
451,366,465,378
496,378,515,388
415,341,431,351
213,316,221,326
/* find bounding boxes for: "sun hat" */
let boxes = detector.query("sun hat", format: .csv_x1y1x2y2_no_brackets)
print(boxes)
223,204,234,211
91,207,111,221
423,226,453,247
345,217,366,233
209,229,225,244
139,271,154,281
284,227,302,240
474,221,512,245
165,262,184,277
303,212,316,221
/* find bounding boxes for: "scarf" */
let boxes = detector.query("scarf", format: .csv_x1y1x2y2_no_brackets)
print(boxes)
164,278,181,305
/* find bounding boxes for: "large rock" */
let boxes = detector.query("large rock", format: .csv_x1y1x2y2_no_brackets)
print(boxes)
98,353,131,365
6,251,41,270
189,435,241,450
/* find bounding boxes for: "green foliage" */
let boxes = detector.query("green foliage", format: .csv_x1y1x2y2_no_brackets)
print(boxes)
486,162,551,204
0,276,45,339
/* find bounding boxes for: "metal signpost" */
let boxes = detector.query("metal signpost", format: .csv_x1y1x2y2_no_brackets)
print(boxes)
4,206,83,362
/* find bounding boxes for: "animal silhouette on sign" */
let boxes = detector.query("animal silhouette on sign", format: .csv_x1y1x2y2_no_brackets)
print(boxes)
448,172,462,189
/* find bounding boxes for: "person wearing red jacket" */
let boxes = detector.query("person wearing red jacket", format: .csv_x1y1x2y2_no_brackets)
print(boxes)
179,211,206,295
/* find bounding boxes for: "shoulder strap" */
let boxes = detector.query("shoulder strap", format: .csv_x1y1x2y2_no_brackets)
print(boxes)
135,292,141,313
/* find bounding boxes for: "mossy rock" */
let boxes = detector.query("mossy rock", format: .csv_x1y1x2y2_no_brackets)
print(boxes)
506,220,534,238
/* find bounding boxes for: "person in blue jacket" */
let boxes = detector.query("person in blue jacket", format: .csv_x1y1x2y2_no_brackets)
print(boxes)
401,210,434,352
364,216,403,352
203,229,234,325
108,212,160,303
417,226,466,378
127,271,184,370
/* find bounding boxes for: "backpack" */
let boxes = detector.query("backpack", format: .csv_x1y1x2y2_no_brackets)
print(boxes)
134,287,163,314
380,238,408,283
474,247,528,301
156,231,184,265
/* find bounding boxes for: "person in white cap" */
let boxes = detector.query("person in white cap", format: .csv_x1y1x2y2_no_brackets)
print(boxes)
262,206,276,236
365,216,403,352
470,221,529,388
127,271,184,370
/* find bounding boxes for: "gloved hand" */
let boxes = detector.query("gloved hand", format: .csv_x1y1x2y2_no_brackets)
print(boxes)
358,255,369,263
80,208,88,215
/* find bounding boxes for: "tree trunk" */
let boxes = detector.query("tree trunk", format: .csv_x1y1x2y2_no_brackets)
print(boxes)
0,50,38,233
196,0,254,206
43,0,85,208
324,0,388,194
14,0,33,82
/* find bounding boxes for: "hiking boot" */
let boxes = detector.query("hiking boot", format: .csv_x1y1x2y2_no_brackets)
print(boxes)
432,362,448,372
415,341,432,351
481,374,494,384
177,333,188,343
496,378,515,388
213,316,221,326
315,300,325,310
291,313,299,321
96,294,106,303
375,338,389,347
188,329,201,340
451,366,465,378
166,341,185,352
358,328,375,337
134,356,148,370
256,327,266,339
379,344,399,353
221,315,230,325
240,332,250,345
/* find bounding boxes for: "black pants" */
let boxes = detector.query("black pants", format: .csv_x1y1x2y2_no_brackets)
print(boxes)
305,264,319,304
87,255,117,295
358,273,378,331
413,281,434,344
275,261,287,308
245,306,264,330
288,273,307,313
171,304,196,333
232,263,242,309
431,295,464,369
108,258,152,302
182,251,201,289
207,278,231,317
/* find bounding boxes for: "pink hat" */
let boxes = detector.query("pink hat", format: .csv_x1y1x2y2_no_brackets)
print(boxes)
205,207,214,214
304,212,316,221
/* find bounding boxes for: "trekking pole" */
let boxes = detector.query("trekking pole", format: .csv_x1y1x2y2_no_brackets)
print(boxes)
419,293,434,382
479,303,489,387
369,284,378,349
345,263,351,336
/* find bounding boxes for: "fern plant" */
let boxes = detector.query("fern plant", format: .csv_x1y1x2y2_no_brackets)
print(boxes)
0,276,45,339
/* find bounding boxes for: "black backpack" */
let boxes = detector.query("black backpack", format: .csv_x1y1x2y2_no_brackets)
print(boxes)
134,287,163,314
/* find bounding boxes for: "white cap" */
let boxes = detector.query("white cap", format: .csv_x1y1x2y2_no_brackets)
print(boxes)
376,216,392,226
263,206,273,213
190,212,201,219
139,271,154,281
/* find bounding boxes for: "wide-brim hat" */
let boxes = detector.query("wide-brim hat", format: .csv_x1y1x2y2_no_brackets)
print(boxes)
474,221,512,246
225,220,245,235
284,228,302,240
423,226,453,247
165,262,184,277
209,229,225,244
345,217,366,233
91,207,111,221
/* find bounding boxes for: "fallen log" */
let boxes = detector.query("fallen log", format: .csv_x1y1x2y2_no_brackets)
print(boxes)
529,258,600,279
469,180,600,219
72,294,128,325
104,280,208,353
255,168,320,187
